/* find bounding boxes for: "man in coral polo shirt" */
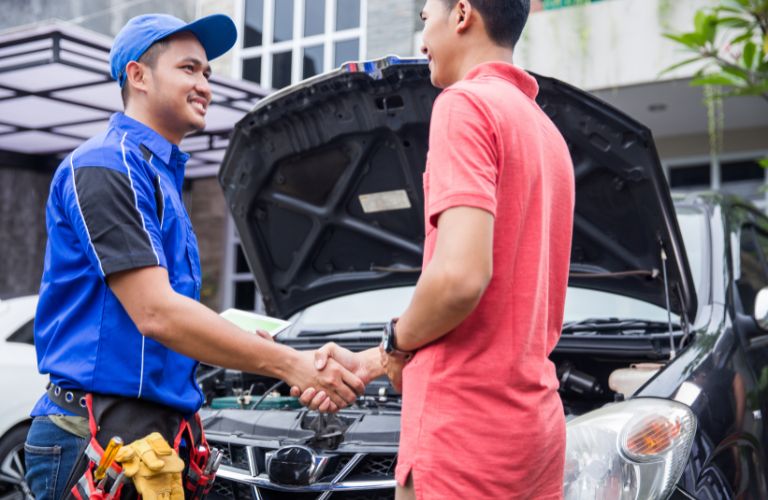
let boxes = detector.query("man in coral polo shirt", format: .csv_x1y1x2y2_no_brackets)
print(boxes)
295,0,575,497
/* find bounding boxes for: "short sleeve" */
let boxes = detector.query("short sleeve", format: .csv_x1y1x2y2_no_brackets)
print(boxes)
425,89,498,227
63,162,167,277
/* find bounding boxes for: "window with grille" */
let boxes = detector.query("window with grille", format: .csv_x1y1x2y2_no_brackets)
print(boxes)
240,0,365,91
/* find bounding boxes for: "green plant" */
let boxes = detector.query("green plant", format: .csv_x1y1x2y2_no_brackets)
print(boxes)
663,0,768,102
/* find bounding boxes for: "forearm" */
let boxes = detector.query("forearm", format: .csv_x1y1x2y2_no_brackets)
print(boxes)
110,266,364,408
149,293,298,379
358,347,386,381
395,259,487,352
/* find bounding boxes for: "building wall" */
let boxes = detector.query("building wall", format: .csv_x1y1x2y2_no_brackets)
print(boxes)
184,177,228,311
197,0,238,78
656,126,768,162
365,0,420,59
0,161,54,299
0,161,229,306
516,0,718,90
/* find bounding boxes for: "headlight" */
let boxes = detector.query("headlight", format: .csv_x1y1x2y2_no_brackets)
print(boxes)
564,398,696,500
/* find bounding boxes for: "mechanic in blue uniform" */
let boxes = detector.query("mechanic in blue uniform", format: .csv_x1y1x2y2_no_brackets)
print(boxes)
24,13,364,500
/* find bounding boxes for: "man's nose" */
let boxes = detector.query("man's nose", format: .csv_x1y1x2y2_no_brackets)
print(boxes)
195,75,212,103
420,45,428,56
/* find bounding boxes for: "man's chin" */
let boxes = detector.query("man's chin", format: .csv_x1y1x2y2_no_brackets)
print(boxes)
429,73,446,89
181,120,206,138
190,117,206,132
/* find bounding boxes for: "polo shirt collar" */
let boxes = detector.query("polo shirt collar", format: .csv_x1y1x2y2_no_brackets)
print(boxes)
109,112,189,167
463,61,538,100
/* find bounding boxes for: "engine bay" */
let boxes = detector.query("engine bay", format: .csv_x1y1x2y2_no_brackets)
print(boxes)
198,344,669,430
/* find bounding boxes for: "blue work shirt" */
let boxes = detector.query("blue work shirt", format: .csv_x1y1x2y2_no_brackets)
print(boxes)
32,112,203,416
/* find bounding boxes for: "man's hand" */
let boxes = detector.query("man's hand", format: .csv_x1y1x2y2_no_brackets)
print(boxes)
283,349,365,410
290,344,383,412
380,345,406,393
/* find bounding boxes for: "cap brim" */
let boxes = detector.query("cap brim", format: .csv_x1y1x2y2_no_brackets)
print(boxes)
168,14,237,62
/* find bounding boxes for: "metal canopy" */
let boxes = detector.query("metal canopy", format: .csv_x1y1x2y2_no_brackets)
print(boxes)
0,22,266,178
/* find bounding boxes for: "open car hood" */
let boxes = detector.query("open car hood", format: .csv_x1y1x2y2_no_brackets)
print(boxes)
219,57,697,323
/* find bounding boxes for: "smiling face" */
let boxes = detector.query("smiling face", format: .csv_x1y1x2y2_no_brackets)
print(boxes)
420,0,460,88
139,32,212,142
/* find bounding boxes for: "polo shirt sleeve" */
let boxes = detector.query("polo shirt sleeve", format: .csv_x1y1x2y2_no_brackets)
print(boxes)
63,158,167,278
425,88,498,227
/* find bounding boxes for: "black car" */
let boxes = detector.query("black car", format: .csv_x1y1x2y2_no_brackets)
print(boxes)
198,57,768,499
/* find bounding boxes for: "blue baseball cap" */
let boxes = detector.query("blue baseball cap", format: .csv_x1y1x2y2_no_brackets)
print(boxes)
110,13,237,87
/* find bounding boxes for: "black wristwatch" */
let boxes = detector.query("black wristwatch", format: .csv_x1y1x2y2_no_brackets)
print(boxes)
381,318,414,361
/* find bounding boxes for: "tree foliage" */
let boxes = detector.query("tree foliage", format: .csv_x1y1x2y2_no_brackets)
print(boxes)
664,0,768,102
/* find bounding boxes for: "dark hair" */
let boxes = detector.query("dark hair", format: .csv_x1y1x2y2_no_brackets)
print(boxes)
442,0,530,48
120,38,170,106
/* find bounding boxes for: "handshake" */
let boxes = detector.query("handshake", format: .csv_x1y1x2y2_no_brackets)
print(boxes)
282,341,407,413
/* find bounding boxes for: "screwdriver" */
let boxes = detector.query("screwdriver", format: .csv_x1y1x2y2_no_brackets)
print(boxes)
95,436,124,482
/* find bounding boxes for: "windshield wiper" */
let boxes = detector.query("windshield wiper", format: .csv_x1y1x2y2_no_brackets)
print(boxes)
297,322,387,337
562,318,681,334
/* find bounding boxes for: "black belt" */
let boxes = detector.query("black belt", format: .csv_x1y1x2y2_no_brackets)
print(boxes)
46,382,89,418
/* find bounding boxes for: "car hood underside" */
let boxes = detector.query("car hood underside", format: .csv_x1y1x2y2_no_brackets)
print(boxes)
219,57,697,323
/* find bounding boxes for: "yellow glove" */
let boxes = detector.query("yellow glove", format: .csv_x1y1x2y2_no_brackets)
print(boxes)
114,432,185,500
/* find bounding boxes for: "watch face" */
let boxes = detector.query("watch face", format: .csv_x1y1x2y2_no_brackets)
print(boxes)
380,328,390,351
382,320,395,353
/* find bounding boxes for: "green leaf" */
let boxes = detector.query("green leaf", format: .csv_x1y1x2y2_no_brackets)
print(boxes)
663,32,705,50
723,87,762,97
690,72,745,86
744,41,757,68
714,5,748,14
694,10,707,34
716,17,753,29
702,15,718,43
686,32,708,47
722,65,751,81
731,31,757,45
759,158,768,169
659,57,705,76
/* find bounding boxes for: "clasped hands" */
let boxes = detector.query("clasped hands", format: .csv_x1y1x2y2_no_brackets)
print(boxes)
289,343,407,412
255,329,404,412
252,330,361,411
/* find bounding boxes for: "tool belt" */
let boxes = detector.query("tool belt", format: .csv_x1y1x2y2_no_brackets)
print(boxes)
50,384,219,499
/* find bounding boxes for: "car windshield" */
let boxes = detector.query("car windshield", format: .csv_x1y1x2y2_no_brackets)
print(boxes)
289,205,708,333
564,206,706,324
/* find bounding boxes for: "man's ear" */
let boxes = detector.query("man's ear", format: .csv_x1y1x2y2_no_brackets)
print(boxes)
124,60,149,96
454,0,475,34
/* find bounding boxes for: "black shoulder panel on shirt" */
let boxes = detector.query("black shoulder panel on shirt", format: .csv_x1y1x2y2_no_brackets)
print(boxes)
153,174,164,224
73,166,159,276
139,144,152,162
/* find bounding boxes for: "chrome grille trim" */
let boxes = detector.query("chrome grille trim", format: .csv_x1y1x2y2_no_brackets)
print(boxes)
216,464,396,492
318,453,367,500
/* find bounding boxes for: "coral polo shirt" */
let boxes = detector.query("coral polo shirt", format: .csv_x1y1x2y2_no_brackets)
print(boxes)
395,62,575,499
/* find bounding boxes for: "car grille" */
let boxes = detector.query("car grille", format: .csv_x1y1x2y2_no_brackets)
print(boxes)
207,440,396,500
355,455,396,478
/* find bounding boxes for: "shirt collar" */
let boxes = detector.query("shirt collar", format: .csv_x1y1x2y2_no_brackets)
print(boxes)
462,61,538,100
109,112,189,168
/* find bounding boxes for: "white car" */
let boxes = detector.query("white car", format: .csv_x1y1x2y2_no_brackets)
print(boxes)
0,295,43,500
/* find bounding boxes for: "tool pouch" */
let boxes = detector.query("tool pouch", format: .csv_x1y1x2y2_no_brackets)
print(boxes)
175,415,217,499
59,390,216,499
69,394,128,500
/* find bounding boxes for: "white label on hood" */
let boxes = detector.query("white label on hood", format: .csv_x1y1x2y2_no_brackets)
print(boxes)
359,190,411,213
